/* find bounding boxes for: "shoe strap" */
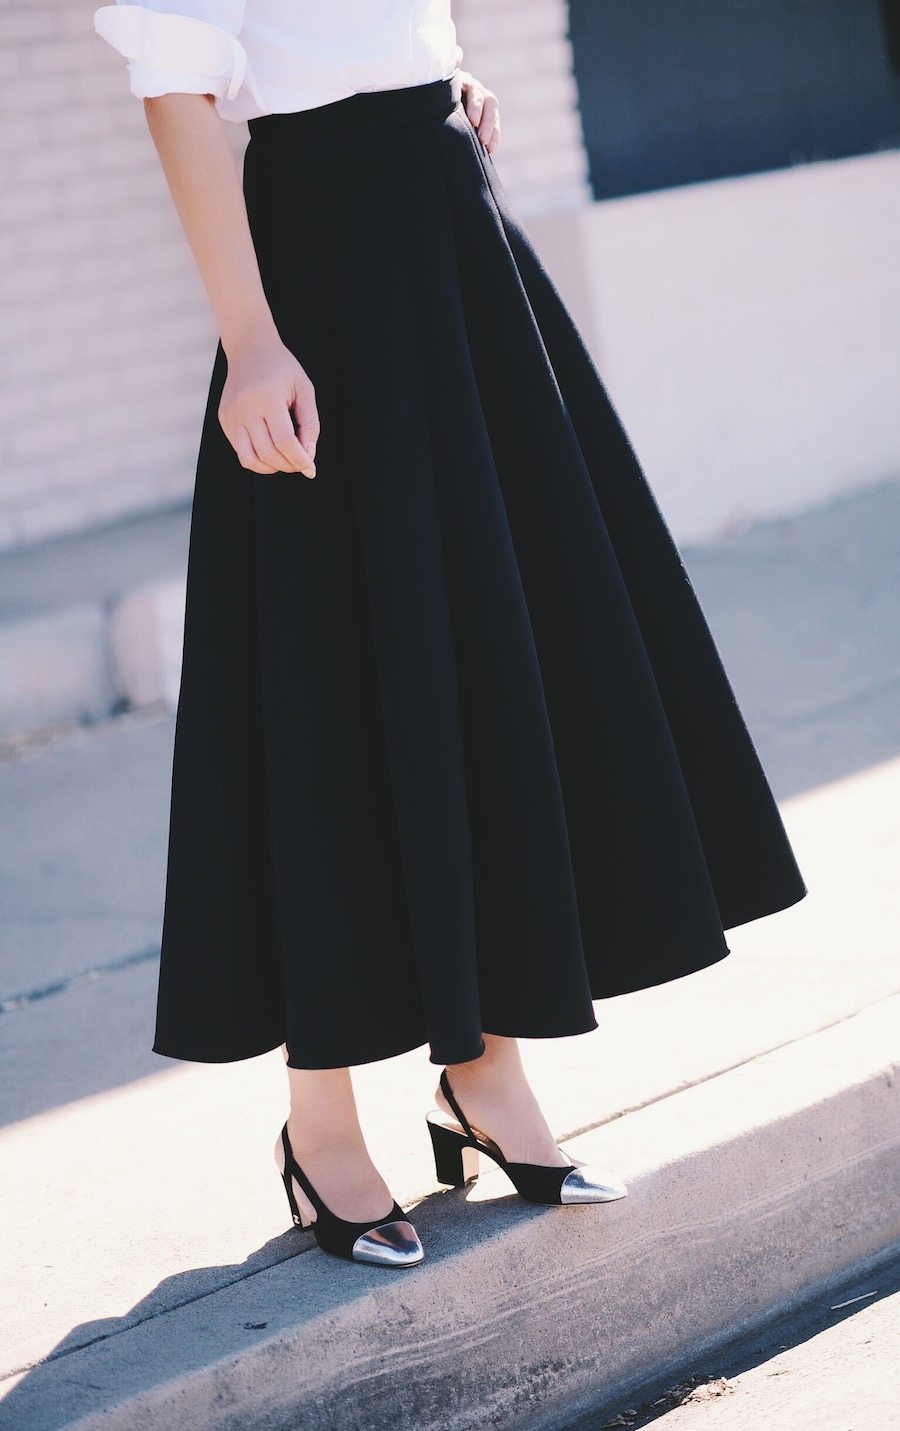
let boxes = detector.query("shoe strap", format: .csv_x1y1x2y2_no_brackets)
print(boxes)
280,1123,326,1218
440,1069,476,1141
281,1125,405,1232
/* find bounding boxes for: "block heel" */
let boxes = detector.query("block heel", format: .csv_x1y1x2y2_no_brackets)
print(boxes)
426,1113,481,1186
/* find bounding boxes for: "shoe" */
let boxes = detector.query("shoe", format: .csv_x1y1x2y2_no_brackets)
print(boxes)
278,1123,425,1267
426,1069,628,1206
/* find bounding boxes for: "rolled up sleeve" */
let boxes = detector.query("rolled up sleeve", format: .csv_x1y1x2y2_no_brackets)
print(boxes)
93,2,252,103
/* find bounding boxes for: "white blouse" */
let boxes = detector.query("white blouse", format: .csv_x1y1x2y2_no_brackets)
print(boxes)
93,1,464,124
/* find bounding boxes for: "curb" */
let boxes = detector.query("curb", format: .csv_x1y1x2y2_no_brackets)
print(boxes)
0,578,186,738
2,996,898,1431
0,603,117,735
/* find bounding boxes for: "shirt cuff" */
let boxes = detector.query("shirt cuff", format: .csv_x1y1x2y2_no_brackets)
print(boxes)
93,5,252,103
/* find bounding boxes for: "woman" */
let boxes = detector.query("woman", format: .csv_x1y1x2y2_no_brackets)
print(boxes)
93,1,807,1268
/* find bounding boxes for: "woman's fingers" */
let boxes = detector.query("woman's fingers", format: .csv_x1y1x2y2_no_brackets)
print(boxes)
291,384,320,476
265,402,315,477
461,73,501,154
464,79,484,131
477,94,500,153
245,416,289,474
232,425,278,475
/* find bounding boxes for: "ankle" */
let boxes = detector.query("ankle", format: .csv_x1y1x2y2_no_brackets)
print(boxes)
285,1117,368,1163
445,1034,523,1087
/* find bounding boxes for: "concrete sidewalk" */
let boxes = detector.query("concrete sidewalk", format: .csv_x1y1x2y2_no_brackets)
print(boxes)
1,479,899,1427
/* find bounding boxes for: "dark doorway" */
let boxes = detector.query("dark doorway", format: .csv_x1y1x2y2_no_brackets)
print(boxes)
568,0,900,198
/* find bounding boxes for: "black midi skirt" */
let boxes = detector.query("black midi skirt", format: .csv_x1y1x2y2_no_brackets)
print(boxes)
154,73,807,1071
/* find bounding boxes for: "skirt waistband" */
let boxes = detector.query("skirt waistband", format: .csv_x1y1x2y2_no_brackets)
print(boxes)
247,74,463,141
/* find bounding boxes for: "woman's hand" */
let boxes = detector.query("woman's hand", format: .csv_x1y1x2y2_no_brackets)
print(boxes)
218,328,319,478
458,70,501,155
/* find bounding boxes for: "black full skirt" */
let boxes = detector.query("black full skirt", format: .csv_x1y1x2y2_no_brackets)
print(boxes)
154,75,807,1070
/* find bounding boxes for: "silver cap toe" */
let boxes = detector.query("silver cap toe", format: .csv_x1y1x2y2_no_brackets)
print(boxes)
559,1165,629,1204
351,1219,425,1266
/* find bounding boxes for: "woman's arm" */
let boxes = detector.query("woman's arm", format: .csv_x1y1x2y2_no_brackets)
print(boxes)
143,91,318,477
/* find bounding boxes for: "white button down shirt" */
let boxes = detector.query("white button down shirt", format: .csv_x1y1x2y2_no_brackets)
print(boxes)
93,1,463,123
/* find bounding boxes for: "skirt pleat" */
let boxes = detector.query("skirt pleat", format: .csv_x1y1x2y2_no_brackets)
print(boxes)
153,76,806,1070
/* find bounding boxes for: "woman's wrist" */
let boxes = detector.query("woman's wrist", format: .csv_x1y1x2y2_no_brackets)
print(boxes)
220,306,280,361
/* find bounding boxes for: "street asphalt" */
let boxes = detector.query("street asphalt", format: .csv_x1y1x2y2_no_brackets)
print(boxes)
582,1250,900,1431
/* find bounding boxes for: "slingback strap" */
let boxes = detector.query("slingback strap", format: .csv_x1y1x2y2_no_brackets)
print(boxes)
280,1122,412,1242
439,1069,476,1142
281,1123,327,1219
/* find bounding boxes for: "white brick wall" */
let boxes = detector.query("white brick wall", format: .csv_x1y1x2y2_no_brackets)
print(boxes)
0,0,588,552
0,0,236,552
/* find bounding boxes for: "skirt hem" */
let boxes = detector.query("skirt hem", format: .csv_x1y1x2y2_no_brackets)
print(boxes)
150,926,749,1070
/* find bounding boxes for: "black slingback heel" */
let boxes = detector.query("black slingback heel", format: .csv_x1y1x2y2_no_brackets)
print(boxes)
278,1123,424,1266
426,1069,628,1206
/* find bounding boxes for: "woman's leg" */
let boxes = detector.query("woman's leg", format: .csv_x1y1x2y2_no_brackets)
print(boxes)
275,1049,396,1223
437,1034,571,1167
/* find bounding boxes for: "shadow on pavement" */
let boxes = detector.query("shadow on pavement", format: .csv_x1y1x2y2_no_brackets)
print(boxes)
0,1231,307,1430
0,1185,527,1430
